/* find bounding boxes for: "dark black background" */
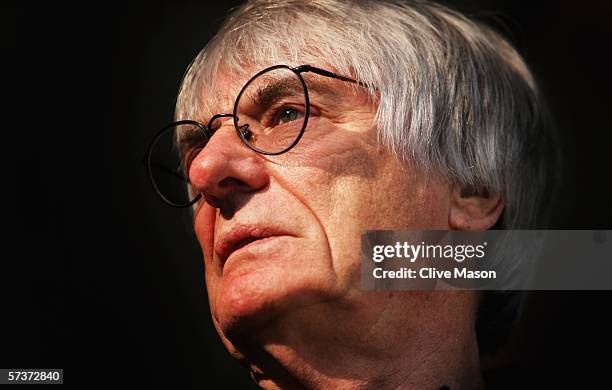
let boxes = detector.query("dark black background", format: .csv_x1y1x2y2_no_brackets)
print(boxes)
5,1,612,388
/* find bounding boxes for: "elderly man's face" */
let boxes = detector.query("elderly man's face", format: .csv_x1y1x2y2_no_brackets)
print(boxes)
188,65,466,363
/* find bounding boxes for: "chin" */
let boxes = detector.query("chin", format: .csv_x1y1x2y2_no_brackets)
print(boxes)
212,236,338,339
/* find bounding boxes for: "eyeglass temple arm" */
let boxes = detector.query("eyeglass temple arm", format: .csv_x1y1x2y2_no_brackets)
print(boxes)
293,65,369,88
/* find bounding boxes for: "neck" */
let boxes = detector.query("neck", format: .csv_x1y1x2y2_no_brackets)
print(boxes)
239,293,484,389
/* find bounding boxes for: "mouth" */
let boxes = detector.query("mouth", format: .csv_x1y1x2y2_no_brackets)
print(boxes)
215,225,294,267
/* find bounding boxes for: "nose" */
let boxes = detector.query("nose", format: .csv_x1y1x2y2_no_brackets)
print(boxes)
188,117,270,210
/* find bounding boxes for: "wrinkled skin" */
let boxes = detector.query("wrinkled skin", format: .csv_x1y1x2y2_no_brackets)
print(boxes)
188,67,501,389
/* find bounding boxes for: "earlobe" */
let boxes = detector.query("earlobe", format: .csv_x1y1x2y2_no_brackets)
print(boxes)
449,185,504,230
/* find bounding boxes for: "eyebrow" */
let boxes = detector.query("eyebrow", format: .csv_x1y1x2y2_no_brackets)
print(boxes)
249,78,297,108
246,75,341,108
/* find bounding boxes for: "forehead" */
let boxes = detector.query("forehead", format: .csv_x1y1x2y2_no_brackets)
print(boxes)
194,62,370,122
198,67,243,119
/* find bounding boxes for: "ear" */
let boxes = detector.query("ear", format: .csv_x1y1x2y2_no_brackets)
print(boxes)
449,185,504,230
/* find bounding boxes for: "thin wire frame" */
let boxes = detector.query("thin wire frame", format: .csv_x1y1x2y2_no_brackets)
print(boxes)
147,64,365,208
146,120,207,208
233,64,310,155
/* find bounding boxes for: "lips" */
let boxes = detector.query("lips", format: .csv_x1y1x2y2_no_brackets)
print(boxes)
215,224,293,266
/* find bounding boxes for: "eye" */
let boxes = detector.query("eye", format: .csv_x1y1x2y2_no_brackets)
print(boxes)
276,107,304,124
238,124,253,141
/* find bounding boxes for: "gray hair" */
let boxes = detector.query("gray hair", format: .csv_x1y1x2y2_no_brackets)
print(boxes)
176,0,558,230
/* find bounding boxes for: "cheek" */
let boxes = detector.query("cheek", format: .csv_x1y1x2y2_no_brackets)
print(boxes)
271,126,385,285
287,146,450,286
275,124,379,222
268,120,378,225
280,118,375,170
403,170,453,228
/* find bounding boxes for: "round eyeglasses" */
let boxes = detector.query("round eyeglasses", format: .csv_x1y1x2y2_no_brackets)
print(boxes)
146,64,365,208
